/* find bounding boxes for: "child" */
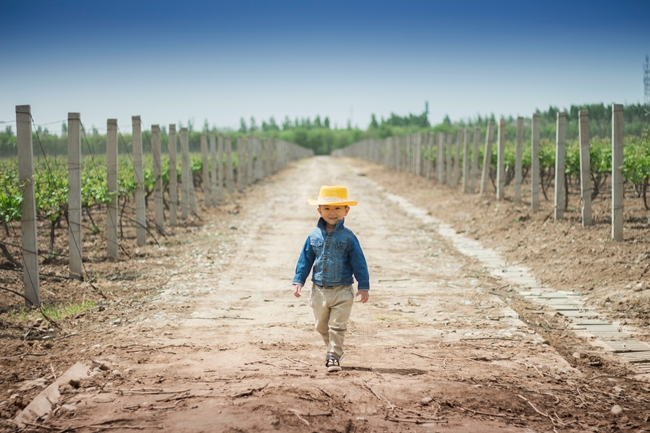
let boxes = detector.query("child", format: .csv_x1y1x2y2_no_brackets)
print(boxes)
292,185,370,372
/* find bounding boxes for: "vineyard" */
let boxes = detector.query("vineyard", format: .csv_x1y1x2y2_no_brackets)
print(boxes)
473,133,649,210
1,153,231,263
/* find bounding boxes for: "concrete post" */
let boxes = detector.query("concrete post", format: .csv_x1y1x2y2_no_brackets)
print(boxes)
152,125,164,234
470,126,479,193
480,121,494,195
210,131,219,205
578,110,592,226
180,127,190,219
514,117,524,203
415,133,422,176
445,132,453,186
612,104,624,241
496,118,506,200
67,112,82,280
225,134,235,195
254,137,261,180
132,116,146,247
437,132,445,184
16,105,40,305
264,139,272,178
200,132,211,207
394,136,400,171
554,112,567,220
237,135,245,193
168,125,178,226
453,129,462,185
217,133,225,201
462,128,470,193
107,119,119,258
531,114,541,211
425,132,433,179
247,135,254,185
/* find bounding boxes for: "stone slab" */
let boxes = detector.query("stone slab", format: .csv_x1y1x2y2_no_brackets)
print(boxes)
573,319,609,325
588,331,630,340
634,363,650,372
583,324,620,333
604,340,650,353
618,352,650,363
556,310,598,318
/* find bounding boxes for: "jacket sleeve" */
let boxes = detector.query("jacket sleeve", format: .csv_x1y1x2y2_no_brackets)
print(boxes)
293,235,315,286
348,234,370,291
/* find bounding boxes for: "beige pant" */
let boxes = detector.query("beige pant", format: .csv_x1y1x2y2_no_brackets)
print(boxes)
310,283,354,360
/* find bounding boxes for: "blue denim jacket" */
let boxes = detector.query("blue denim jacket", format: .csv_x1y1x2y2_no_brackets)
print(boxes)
293,217,370,291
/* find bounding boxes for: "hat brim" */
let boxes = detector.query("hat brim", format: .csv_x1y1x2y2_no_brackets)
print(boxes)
308,199,357,206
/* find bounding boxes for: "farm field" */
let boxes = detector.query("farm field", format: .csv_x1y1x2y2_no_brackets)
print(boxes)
1,156,649,432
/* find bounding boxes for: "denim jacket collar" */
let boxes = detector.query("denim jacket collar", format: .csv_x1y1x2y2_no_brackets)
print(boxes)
317,217,346,233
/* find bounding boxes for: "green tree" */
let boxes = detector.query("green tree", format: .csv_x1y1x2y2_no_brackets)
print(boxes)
369,114,379,129
239,118,247,133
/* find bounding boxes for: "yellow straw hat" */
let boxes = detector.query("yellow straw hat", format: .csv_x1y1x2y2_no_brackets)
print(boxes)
308,185,358,206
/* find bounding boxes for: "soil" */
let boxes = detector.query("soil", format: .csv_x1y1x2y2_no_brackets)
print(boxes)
1,156,649,433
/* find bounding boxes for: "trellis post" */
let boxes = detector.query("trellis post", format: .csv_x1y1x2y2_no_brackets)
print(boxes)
217,133,225,200
168,125,178,226
514,117,524,203
462,128,470,193
611,104,624,241
554,112,567,220
437,132,445,184
16,105,40,305
132,116,146,247
152,125,164,233
200,132,212,207
237,135,245,193
470,126,479,193
578,111,592,226
180,127,190,219
67,112,82,279
454,129,462,185
480,121,494,195
496,118,506,200
445,133,453,186
531,114,541,211
225,134,235,195
106,119,119,258
210,131,219,205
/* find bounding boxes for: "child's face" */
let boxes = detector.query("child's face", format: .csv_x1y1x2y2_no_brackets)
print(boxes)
318,205,350,226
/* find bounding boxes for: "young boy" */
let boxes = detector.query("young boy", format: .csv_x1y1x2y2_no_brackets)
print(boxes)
293,185,370,372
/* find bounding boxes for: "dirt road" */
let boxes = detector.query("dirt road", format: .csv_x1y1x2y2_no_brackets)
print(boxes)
11,156,650,433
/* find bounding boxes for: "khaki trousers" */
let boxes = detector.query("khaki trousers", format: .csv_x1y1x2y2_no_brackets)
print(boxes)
310,283,354,360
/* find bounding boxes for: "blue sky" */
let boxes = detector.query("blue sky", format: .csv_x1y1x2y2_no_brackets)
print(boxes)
1,0,648,133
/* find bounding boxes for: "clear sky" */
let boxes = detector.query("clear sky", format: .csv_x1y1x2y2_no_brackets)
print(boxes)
1,0,648,133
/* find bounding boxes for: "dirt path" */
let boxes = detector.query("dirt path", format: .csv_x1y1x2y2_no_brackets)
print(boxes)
13,157,650,433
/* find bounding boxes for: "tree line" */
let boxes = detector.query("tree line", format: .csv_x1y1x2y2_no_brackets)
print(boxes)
0,102,647,157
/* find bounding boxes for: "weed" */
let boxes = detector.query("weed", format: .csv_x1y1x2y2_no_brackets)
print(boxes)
3,300,96,323
40,300,96,320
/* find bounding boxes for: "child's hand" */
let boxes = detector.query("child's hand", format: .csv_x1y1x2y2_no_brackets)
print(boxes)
356,290,369,303
293,284,303,298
